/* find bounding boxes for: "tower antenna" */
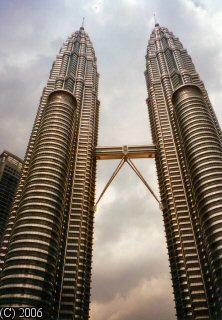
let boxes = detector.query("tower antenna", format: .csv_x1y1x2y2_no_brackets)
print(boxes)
81,17,85,28
154,13,159,26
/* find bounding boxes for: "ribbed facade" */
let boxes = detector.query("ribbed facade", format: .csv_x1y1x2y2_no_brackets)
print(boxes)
0,151,22,245
145,24,222,319
0,26,99,320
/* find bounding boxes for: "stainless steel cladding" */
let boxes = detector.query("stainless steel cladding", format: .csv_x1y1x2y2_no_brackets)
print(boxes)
145,25,222,319
0,26,99,320
172,84,222,317
0,90,77,313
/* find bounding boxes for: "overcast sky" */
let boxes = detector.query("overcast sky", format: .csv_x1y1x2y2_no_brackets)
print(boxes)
1,0,222,319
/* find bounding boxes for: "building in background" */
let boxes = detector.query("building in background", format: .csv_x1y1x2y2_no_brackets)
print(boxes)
145,23,222,319
0,26,99,320
0,151,22,244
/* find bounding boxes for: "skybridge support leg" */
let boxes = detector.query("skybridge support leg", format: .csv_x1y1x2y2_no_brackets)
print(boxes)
94,157,125,212
94,150,162,212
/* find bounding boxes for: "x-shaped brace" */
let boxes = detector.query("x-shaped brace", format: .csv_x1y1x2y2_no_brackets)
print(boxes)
94,155,163,212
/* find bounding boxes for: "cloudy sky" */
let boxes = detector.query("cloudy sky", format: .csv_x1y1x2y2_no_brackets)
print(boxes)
1,0,222,319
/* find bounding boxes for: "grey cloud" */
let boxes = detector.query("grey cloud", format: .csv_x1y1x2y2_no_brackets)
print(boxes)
0,56,50,157
92,237,169,303
92,162,168,306
91,276,175,320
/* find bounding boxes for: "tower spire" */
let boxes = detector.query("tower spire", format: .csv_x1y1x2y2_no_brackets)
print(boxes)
81,17,85,29
153,13,159,27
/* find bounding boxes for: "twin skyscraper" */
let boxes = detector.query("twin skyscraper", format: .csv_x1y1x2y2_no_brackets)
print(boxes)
0,23,221,320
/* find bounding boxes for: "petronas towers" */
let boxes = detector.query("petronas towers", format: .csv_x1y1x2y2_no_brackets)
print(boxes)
0,22,222,320
0,26,99,319
146,23,222,319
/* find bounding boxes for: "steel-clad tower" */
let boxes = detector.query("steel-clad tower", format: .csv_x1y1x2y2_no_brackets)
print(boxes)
0,26,99,320
145,24,222,319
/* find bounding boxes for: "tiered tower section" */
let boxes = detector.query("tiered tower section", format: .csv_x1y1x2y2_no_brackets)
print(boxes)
145,24,222,319
0,26,99,320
